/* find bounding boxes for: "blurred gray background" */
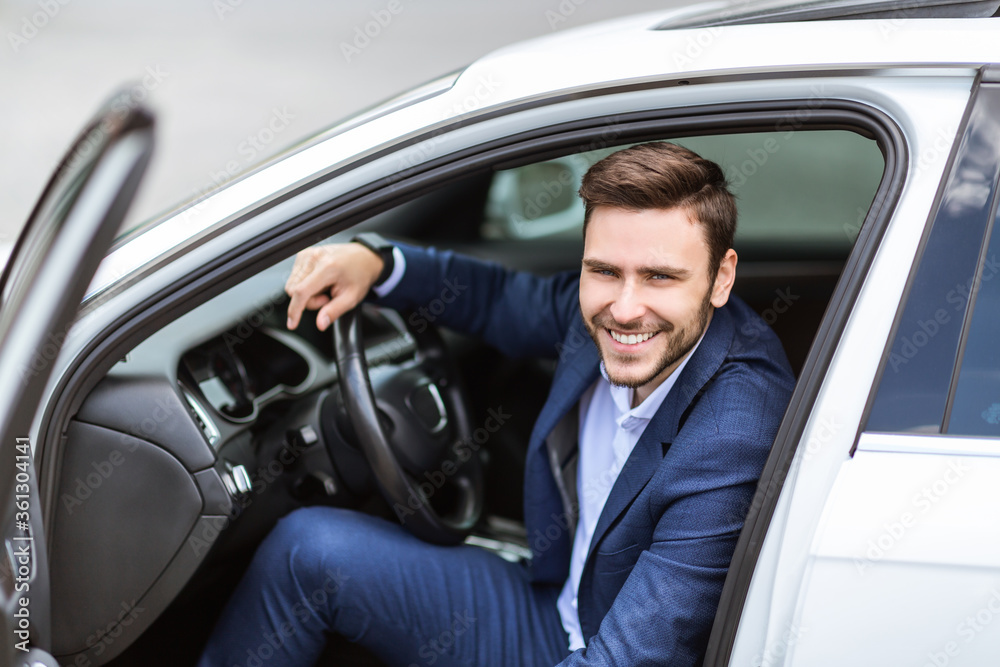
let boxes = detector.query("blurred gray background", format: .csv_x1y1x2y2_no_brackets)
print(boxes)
0,0,692,258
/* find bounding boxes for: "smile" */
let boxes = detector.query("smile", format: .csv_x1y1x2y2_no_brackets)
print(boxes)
607,329,659,346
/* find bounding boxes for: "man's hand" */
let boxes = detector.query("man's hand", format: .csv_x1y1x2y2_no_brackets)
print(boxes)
284,243,384,331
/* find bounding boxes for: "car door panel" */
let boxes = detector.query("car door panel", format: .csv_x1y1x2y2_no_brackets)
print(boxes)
718,73,979,666
786,442,1000,665
721,70,1000,667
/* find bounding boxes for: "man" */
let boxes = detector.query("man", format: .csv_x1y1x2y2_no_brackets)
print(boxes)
199,142,794,666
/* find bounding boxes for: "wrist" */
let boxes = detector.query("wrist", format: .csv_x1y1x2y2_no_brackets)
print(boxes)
351,233,394,287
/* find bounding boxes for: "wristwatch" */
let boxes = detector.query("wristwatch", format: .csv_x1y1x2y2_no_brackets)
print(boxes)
351,233,395,287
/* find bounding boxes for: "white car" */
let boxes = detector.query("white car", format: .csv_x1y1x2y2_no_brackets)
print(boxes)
3,0,1000,665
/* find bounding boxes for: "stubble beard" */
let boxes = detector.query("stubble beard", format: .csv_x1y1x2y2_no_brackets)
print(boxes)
585,290,713,389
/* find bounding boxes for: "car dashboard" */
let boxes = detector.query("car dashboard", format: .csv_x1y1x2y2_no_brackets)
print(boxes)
47,254,420,665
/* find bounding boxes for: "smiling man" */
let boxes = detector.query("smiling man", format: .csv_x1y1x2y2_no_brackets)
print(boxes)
199,142,795,666
580,205,733,405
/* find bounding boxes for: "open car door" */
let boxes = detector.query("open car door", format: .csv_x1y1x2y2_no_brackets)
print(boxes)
0,92,154,666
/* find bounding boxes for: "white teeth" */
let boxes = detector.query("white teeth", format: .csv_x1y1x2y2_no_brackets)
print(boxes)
610,330,654,345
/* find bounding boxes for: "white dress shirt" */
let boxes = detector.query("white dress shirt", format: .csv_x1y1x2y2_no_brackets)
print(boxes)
556,338,703,651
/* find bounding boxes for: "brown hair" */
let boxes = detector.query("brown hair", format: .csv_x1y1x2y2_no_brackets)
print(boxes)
579,142,737,276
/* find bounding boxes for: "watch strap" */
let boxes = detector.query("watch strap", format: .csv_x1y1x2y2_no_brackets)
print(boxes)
352,233,395,287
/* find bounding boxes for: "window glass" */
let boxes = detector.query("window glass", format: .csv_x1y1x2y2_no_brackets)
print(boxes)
480,130,885,251
947,205,1000,436
866,89,1000,434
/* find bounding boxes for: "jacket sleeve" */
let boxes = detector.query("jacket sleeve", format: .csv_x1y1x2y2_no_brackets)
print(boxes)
372,242,582,360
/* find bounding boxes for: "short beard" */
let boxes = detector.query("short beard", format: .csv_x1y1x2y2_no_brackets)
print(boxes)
585,290,713,389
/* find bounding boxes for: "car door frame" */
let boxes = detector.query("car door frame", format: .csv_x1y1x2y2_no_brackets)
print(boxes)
0,95,153,666
34,75,912,663
703,67,1000,666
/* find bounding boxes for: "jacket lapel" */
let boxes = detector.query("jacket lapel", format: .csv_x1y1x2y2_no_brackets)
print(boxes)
586,306,735,558
528,326,600,451
523,316,600,582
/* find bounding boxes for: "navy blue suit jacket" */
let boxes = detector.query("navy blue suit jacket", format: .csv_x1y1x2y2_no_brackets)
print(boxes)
377,243,795,666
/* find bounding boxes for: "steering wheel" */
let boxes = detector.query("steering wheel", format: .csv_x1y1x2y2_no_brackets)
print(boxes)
330,305,484,545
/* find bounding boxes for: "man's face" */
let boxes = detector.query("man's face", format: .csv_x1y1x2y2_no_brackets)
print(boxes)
579,206,735,397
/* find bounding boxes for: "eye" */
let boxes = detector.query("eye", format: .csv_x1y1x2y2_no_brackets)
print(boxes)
651,273,673,281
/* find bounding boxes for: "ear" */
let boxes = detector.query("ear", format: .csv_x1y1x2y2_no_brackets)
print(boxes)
710,249,738,308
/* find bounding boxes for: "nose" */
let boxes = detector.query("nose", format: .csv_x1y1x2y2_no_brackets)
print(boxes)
609,282,646,324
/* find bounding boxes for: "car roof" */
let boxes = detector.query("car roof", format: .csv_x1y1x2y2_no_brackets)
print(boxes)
90,0,1000,304
659,0,1000,28
469,0,999,91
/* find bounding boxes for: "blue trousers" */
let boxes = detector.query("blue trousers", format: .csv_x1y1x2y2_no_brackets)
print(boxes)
198,507,572,667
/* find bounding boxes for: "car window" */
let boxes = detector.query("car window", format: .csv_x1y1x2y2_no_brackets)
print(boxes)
865,88,1000,434
480,130,885,252
946,204,1000,436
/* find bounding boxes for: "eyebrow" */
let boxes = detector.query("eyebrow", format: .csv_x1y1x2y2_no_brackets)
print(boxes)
582,258,693,279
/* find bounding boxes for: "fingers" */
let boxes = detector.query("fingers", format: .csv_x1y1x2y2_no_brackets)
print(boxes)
286,269,333,330
285,243,382,330
284,248,318,294
316,288,365,332
285,250,322,330
305,294,331,310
